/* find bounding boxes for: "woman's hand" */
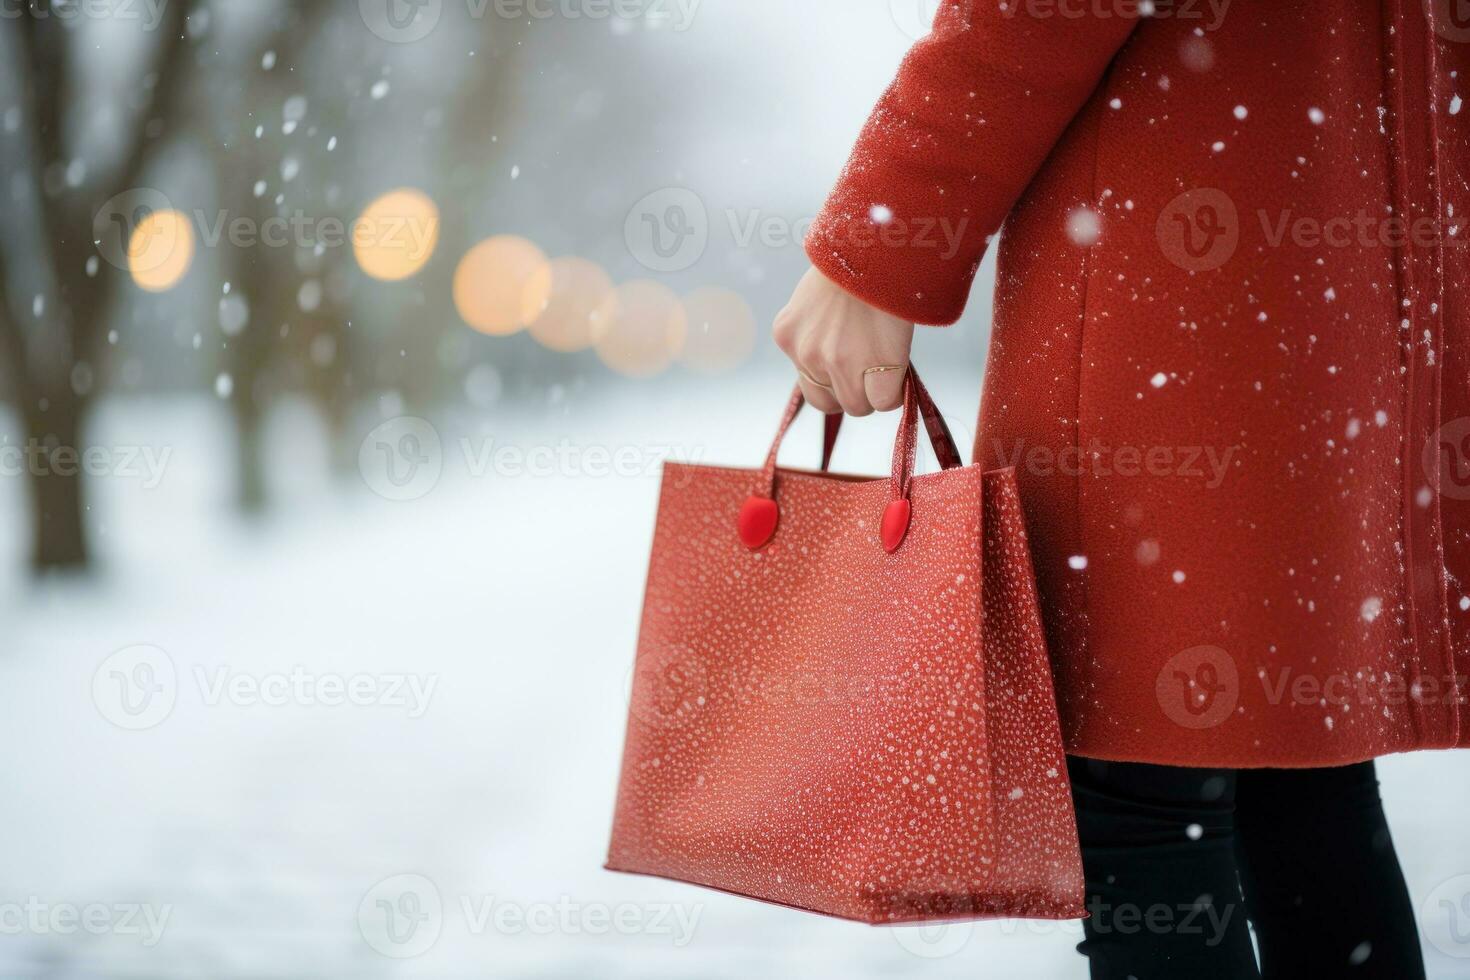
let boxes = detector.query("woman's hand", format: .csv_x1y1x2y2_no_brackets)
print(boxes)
773,266,915,416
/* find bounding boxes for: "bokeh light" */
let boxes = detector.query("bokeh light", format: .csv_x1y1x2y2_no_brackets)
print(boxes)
678,286,756,373
527,256,614,353
591,280,687,378
352,188,440,282
128,209,195,292
453,235,552,336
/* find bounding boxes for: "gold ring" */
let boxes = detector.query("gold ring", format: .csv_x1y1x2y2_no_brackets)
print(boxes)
798,369,834,390
863,364,906,377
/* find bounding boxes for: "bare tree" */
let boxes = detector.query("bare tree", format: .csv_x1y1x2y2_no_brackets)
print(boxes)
393,13,532,409
0,2,193,570
204,3,339,512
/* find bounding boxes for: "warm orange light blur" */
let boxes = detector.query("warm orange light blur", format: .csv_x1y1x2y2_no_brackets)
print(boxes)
528,256,614,353
678,286,756,373
353,188,440,282
453,235,552,336
591,280,687,378
128,209,195,292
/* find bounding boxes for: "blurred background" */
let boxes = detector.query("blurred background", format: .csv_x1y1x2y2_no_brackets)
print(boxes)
0,0,1467,976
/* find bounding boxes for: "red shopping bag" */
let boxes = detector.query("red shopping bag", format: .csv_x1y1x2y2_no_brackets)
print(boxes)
606,368,1085,924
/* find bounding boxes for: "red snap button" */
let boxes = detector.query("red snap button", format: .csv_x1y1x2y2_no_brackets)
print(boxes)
738,495,779,550
880,498,911,553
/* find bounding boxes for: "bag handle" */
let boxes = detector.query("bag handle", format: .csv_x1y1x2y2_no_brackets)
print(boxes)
738,366,963,553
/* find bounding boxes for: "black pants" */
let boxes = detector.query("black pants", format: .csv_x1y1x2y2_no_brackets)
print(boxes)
1068,756,1425,979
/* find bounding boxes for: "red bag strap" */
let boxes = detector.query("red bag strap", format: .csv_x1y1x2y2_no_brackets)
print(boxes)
821,375,962,476
890,368,964,495
755,366,961,497
740,366,964,553
822,413,841,472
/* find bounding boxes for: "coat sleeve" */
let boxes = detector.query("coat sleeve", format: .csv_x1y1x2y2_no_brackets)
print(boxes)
804,4,1139,325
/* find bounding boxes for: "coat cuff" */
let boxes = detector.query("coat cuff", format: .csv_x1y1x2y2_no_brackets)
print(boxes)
804,201,984,327
804,2,1140,326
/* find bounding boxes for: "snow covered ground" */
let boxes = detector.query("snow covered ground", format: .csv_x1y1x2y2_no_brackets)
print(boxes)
0,373,1468,978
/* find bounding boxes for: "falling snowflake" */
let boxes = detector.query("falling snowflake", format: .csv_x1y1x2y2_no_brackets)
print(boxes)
1067,207,1101,246
1180,35,1214,73
298,280,323,313
219,295,249,337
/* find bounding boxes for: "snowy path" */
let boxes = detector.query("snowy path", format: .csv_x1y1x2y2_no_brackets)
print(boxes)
0,376,1466,978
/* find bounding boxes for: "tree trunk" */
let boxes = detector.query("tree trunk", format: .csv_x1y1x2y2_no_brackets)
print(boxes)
23,395,88,571
232,382,268,515
4,0,193,573
228,249,273,515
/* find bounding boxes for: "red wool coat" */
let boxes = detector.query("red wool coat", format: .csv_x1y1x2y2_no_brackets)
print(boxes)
806,0,1470,767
